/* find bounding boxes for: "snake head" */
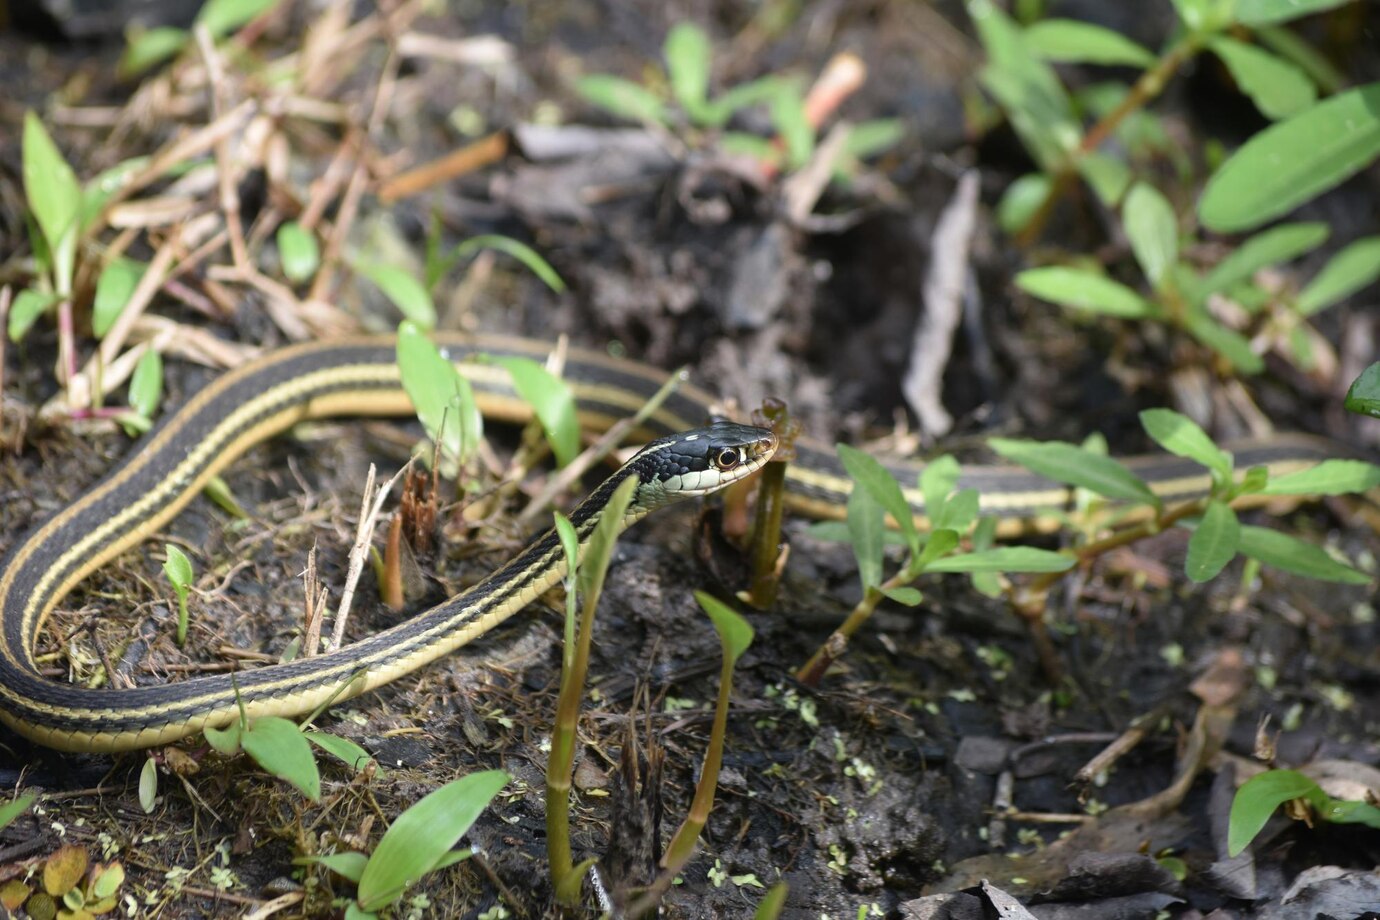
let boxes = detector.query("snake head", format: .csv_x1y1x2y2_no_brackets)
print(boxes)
630,421,778,506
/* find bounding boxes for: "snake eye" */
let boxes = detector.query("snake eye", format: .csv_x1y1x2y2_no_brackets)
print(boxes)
714,447,741,470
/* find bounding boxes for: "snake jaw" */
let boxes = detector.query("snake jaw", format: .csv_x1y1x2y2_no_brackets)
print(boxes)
630,422,778,507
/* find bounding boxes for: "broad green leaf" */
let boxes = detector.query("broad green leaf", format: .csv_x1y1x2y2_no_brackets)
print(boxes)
926,547,1075,574
919,455,960,522
1237,465,1270,495
1209,37,1316,120
128,348,163,420
91,862,124,900
988,438,1159,506
1197,222,1328,298
204,720,242,755
846,486,885,592
770,86,813,170
357,262,435,328
937,489,981,534
306,731,374,772
1237,0,1353,25
1185,500,1240,582
163,544,193,588
1015,267,1157,318
1228,769,1326,856
0,794,35,833
443,235,565,293
1123,183,1178,287
241,716,321,801
575,75,667,124
395,322,482,474
997,172,1051,234
277,221,319,284
195,0,282,39
1297,235,1380,315
915,529,960,570
1255,25,1345,95
1262,459,1380,495
1024,19,1156,67
82,156,150,230
695,591,754,663
357,770,509,911
1345,362,1380,418
881,586,923,607
119,26,189,77
754,882,789,920
1200,83,1380,233
93,257,146,338
139,757,158,814
664,23,712,122
305,852,369,884
1183,310,1265,373
1077,151,1132,206
1139,408,1233,480
843,119,906,160
575,475,638,613
23,112,81,293
837,443,918,555
702,76,785,127
8,289,58,343
1322,799,1380,828
1238,526,1369,584
494,357,581,467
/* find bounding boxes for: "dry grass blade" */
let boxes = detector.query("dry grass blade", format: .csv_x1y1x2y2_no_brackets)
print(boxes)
330,461,414,652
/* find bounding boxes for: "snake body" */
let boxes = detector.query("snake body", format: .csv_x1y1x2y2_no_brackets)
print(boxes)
0,335,1335,751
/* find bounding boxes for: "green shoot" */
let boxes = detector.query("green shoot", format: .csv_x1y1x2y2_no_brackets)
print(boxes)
1228,768,1380,857
204,715,322,801
138,757,158,814
117,348,164,437
0,794,35,834
427,234,567,294
743,399,799,609
547,476,638,903
356,261,436,329
300,770,509,918
162,544,194,646
395,321,483,480
277,220,320,284
494,356,581,468
119,0,284,76
753,882,789,919
1344,362,1380,419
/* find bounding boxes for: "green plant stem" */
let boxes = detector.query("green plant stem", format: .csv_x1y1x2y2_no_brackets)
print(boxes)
546,588,598,901
1016,35,1201,246
744,460,788,609
796,566,915,687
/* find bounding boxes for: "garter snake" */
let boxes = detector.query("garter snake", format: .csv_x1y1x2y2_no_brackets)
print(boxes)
0,334,1337,752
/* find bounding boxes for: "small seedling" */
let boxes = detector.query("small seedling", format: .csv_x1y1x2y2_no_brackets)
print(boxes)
162,544,194,646
1228,768,1380,856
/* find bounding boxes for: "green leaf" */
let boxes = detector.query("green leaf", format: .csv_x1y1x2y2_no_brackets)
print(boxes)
937,489,980,534
306,731,375,772
919,455,960,524
494,357,581,467
195,0,281,38
395,322,482,475
843,119,906,160
1122,183,1178,288
770,86,814,171
138,757,158,814
1345,362,1380,418
119,26,189,77
1197,222,1329,298
1297,235,1380,315
8,289,58,343
988,438,1159,506
1200,83,1380,233
1237,0,1353,25
1209,37,1316,120
277,221,320,284
1322,798,1380,828
997,173,1051,234
1024,19,1156,67
127,349,164,421
82,156,149,230
23,112,81,294
305,852,369,884
1185,500,1240,582
1183,310,1266,373
753,882,790,920
575,74,667,124
845,486,885,592
443,235,566,293
881,586,923,607
1139,408,1233,481
702,76,785,127
1015,267,1157,318
357,770,509,911
0,794,35,833
204,721,242,755
695,591,754,664
719,132,780,163
664,23,712,122
163,544,194,589
915,529,960,570
241,716,321,801
1238,526,1370,584
1076,151,1132,206
926,547,1075,574
344,903,376,920
1262,459,1380,496
1237,464,1270,495
93,257,146,338
356,262,435,329
1228,769,1326,856
575,475,638,612
837,443,918,556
